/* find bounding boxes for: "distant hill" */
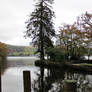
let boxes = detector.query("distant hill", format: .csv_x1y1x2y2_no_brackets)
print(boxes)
6,44,37,56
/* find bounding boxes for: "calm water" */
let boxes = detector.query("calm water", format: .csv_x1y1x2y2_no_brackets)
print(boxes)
2,57,39,92
1,57,92,92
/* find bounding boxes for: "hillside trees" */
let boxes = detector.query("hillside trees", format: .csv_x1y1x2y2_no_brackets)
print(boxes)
7,45,36,56
25,0,55,60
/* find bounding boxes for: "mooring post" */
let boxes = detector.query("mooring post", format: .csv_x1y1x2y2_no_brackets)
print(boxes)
0,71,1,92
64,80,77,92
23,71,31,92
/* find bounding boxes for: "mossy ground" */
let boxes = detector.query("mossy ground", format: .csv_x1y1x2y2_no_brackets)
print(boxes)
72,63,92,67
65,80,77,83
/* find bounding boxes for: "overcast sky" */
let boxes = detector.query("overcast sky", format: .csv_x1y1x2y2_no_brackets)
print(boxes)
0,0,92,46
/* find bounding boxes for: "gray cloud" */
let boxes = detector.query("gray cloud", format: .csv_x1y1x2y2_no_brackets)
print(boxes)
0,0,34,45
0,0,92,46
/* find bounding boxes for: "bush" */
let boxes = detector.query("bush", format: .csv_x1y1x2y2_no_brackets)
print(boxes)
46,47,67,62
0,42,7,59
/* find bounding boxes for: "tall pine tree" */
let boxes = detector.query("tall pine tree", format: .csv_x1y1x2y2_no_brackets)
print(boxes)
25,0,55,60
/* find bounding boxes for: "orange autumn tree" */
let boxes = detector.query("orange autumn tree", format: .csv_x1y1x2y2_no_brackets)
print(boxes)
58,23,87,60
0,42,7,59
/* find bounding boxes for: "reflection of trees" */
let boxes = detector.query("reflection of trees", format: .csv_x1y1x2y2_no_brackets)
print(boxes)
65,72,92,92
0,59,8,74
77,75,92,92
32,67,45,92
32,68,65,92
0,59,7,92
32,67,92,92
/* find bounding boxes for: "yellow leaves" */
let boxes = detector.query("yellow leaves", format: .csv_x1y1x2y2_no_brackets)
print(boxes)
0,42,7,58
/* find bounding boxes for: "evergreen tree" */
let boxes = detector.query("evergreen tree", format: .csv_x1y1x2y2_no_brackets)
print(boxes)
25,0,55,60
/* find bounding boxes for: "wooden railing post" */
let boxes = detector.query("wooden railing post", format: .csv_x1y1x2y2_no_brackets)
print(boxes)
64,80,77,92
23,71,31,92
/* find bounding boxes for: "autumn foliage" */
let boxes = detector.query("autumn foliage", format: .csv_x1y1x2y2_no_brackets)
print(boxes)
0,42,7,59
57,12,92,60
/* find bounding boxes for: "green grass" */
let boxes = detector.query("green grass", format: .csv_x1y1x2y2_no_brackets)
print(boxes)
65,80,77,83
72,63,92,67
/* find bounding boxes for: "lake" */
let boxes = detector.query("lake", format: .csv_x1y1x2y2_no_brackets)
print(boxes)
1,57,92,92
2,57,39,92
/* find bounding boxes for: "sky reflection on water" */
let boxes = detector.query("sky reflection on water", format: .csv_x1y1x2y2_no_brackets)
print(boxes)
2,66,39,92
2,57,39,92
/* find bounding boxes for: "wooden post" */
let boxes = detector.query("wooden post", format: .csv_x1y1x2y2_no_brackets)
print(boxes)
0,70,1,92
64,80,77,92
23,71,31,92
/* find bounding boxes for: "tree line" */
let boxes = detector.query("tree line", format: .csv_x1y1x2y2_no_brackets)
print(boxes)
7,44,37,56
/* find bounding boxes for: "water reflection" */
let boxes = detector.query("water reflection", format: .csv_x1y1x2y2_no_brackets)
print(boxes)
1,57,92,92
2,57,39,92
32,67,92,92
0,59,8,92
0,59,8,74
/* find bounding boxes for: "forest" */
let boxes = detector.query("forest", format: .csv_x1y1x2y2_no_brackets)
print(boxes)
6,44,36,56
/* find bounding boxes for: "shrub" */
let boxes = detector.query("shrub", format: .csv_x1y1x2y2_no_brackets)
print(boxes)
46,47,67,62
0,42,7,59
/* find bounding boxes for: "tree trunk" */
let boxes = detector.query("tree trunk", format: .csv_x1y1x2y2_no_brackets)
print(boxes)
40,67,44,92
40,0,44,61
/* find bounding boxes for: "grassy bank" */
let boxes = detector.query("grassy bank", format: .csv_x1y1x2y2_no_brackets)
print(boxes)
35,60,92,74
